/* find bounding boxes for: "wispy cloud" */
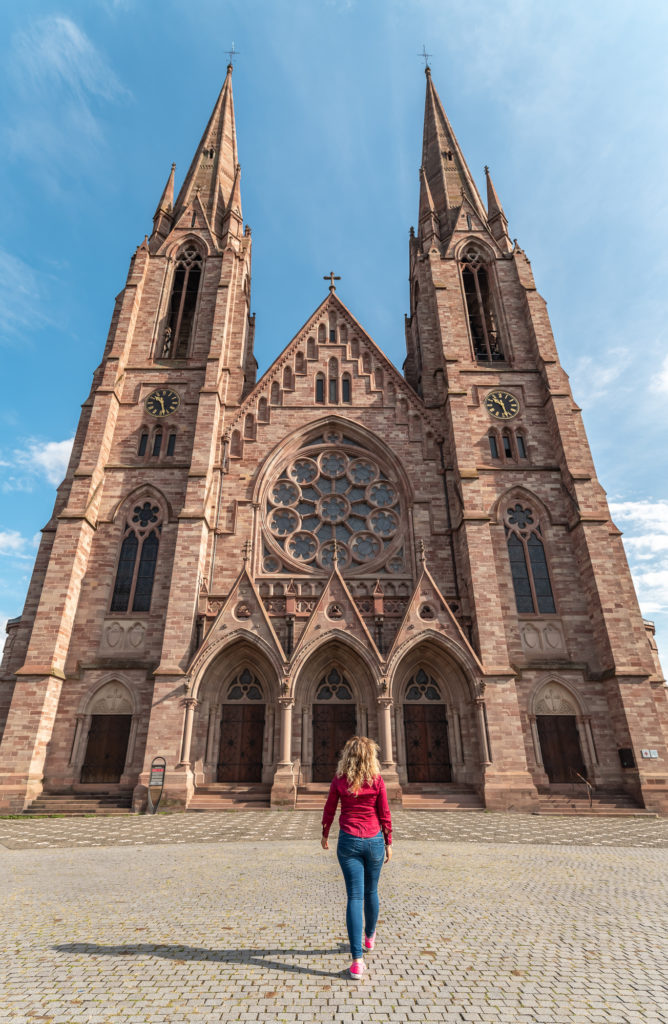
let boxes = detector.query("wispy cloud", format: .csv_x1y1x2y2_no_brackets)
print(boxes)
652,354,668,396
6,16,130,177
0,248,51,342
1,437,74,492
610,500,668,616
0,529,36,560
568,347,634,407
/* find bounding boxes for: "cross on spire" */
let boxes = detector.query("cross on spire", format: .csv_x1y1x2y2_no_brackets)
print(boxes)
226,41,239,68
323,271,341,292
418,44,432,70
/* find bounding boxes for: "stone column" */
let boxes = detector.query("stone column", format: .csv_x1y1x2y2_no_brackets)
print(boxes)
205,704,219,766
529,714,543,766
377,695,402,804
475,697,492,765
271,694,296,808
69,715,85,767
452,708,464,765
179,698,199,768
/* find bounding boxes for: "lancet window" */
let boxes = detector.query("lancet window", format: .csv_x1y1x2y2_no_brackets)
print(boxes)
504,503,555,614
164,247,202,358
460,247,504,362
110,501,163,613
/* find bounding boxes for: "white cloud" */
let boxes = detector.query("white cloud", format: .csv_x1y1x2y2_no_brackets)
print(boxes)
1,437,74,491
14,438,74,487
0,529,33,560
653,353,668,396
568,347,633,407
610,500,668,616
6,16,129,174
0,248,51,342
0,615,8,637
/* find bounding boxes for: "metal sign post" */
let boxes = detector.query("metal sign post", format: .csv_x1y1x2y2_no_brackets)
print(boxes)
146,756,166,814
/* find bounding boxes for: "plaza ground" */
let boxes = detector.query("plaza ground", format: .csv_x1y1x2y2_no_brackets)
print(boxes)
1,811,668,1024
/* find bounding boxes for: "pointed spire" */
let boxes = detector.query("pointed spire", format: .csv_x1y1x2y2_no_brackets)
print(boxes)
151,162,176,242
173,64,241,242
484,165,511,250
419,68,487,248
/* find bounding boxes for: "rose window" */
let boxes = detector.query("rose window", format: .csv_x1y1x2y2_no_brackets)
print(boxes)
262,432,405,574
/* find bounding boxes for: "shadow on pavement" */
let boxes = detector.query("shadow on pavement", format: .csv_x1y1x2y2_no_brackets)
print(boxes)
54,942,352,979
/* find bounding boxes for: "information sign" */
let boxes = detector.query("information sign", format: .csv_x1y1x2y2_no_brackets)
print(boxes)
147,756,166,814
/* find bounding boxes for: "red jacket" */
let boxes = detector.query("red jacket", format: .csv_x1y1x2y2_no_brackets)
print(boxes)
322,774,392,845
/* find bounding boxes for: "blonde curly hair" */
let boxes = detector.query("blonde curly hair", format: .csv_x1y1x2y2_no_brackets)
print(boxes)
336,735,382,794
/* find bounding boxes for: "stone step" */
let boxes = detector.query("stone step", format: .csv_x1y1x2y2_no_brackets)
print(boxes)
535,807,658,817
24,792,133,815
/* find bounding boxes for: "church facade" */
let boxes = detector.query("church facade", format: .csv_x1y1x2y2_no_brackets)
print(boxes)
0,66,665,814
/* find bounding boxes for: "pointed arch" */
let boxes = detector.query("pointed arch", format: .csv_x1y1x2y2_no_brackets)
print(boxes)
164,244,204,358
110,497,163,613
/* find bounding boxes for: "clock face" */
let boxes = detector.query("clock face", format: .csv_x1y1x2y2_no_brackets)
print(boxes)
484,389,520,420
145,388,180,418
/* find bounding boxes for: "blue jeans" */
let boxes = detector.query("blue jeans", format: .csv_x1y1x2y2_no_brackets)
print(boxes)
336,829,385,959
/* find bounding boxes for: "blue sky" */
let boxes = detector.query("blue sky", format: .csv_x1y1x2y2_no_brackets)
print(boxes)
0,0,667,668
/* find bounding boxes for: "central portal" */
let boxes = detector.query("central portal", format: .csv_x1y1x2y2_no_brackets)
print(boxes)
312,669,357,783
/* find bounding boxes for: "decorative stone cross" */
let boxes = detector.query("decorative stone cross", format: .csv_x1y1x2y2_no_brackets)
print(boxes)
323,271,341,292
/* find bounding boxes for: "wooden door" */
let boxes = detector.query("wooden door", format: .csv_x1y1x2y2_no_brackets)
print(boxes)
312,703,357,782
536,715,585,783
404,704,451,783
80,715,132,784
217,704,265,782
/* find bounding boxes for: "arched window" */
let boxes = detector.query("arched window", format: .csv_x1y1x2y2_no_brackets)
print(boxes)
307,337,316,359
315,669,352,701
138,431,148,457
318,323,326,343
152,430,162,457
258,397,269,422
329,316,337,343
166,432,176,457
374,367,384,389
342,374,352,404
230,429,242,457
328,357,339,403
315,373,325,404
296,352,305,374
405,669,442,701
227,668,264,701
110,501,163,613
270,381,281,405
504,503,555,614
244,413,256,440
340,324,348,345
165,247,202,358
488,433,499,459
362,352,371,373
460,248,504,362
283,366,293,389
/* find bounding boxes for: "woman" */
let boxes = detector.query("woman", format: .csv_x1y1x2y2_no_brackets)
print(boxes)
321,735,393,979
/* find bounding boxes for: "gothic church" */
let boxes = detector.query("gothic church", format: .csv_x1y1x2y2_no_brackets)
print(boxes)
0,66,665,814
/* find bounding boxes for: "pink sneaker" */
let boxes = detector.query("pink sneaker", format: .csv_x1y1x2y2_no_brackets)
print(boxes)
364,933,376,950
349,960,365,979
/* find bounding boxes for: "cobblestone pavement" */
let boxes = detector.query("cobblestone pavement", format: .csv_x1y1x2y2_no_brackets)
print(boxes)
1,817,668,1024
1,809,668,850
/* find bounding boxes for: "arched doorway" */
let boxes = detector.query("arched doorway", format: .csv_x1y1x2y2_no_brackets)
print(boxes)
403,670,451,783
80,682,134,784
312,669,357,782
534,682,587,784
217,669,266,782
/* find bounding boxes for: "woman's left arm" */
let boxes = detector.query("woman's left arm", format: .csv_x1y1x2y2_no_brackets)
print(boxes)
321,777,340,849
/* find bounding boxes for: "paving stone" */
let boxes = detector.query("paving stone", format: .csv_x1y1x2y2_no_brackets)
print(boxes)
1,816,667,1023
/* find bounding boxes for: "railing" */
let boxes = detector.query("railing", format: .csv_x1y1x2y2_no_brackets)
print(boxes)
572,769,594,808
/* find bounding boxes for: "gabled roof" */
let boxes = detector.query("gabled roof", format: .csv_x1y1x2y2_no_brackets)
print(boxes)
291,565,381,665
226,289,441,438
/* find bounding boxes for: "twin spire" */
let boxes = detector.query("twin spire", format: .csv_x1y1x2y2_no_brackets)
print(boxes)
151,64,242,247
151,63,509,254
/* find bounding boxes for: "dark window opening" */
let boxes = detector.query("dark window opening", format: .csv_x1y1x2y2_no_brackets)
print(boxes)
329,378,338,403
466,214,473,230
329,329,336,343
315,376,325,404
167,248,202,358
461,250,504,363
342,375,351,403
505,512,556,616
152,432,162,457
138,433,148,457
167,433,176,456
110,532,138,612
502,435,512,458
489,435,499,459
517,435,527,459
132,531,159,612
528,534,556,614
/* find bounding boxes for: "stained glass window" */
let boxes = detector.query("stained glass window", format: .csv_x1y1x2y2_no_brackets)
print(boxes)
505,505,556,615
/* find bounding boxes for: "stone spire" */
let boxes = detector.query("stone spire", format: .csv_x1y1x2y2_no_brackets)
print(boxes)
418,67,487,248
484,165,511,251
151,162,175,242
173,64,241,242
